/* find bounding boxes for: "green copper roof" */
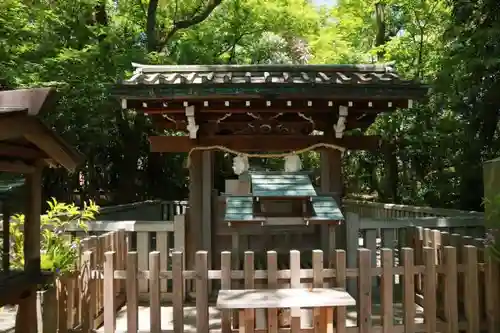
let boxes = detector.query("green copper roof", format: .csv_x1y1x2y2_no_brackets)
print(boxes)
311,196,344,221
224,196,263,222
250,172,316,197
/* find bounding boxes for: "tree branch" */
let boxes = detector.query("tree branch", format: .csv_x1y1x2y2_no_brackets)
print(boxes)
146,0,160,52
158,0,223,49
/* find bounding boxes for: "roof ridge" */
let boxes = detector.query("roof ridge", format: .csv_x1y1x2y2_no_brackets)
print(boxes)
131,62,396,74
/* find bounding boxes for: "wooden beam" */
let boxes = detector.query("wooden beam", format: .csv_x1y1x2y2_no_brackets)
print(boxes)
149,135,380,152
0,161,35,173
24,120,81,171
126,96,414,112
0,143,45,160
153,119,374,132
0,113,29,140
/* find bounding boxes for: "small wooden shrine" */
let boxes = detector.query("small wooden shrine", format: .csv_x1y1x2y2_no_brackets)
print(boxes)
112,63,428,267
0,88,83,333
224,172,344,226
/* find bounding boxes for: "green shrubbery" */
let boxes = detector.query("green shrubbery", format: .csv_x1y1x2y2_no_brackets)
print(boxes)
9,198,99,275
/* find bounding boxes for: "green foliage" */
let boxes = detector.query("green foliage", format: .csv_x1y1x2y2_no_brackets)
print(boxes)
9,199,100,274
0,0,496,211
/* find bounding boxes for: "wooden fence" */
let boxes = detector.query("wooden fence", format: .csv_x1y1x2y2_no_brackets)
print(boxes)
82,226,498,333
37,215,185,333
344,199,484,219
32,212,500,333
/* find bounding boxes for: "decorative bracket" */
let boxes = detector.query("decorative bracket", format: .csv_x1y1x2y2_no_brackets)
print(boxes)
333,105,348,139
185,105,199,139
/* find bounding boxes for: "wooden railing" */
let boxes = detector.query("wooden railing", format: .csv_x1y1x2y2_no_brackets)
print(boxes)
39,219,500,333
93,229,497,333
344,199,484,219
29,215,186,333
345,212,485,292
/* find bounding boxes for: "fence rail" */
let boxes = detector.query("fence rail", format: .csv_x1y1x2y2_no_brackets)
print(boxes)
95,238,496,333
344,199,484,219
25,220,500,333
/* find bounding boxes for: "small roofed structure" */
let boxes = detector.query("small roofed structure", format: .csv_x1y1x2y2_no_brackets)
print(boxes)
224,172,344,226
0,88,83,333
112,63,428,269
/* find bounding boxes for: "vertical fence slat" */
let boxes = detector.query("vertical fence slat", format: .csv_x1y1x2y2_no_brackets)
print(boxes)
80,251,92,333
97,235,106,314
174,215,186,300
173,251,185,333
149,251,161,333
443,246,458,333
346,212,360,298
112,232,120,295
364,229,377,287
402,247,415,333
357,248,371,333
116,229,126,294
221,251,231,333
290,250,301,333
88,244,97,330
103,251,116,333
450,233,464,316
312,250,325,333
157,231,169,293
66,277,75,329
334,250,347,333
127,252,139,333
486,252,500,333
464,245,479,333
137,232,149,294
57,278,68,333
244,251,256,333
423,247,437,333
267,251,278,333
196,251,209,333
381,248,393,333
414,227,423,296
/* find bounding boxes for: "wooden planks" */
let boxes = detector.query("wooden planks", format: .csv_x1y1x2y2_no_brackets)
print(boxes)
217,288,356,309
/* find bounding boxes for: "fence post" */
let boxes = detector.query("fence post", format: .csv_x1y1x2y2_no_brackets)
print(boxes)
126,252,139,333
486,252,500,333
103,251,116,333
346,212,360,298
196,251,209,333
174,214,186,253
174,214,186,299
172,251,185,333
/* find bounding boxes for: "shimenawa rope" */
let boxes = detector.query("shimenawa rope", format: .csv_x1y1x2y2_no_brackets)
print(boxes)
186,143,345,167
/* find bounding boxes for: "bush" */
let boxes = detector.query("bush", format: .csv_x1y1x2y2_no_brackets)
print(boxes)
9,198,99,275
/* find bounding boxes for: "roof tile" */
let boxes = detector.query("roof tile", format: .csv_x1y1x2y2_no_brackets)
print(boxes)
123,63,409,86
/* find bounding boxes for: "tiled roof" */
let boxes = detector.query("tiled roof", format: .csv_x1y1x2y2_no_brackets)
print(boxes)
123,63,411,86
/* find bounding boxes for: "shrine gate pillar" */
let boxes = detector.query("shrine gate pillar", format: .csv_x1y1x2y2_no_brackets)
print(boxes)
187,150,202,270
320,148,345,256
187,150,214,270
